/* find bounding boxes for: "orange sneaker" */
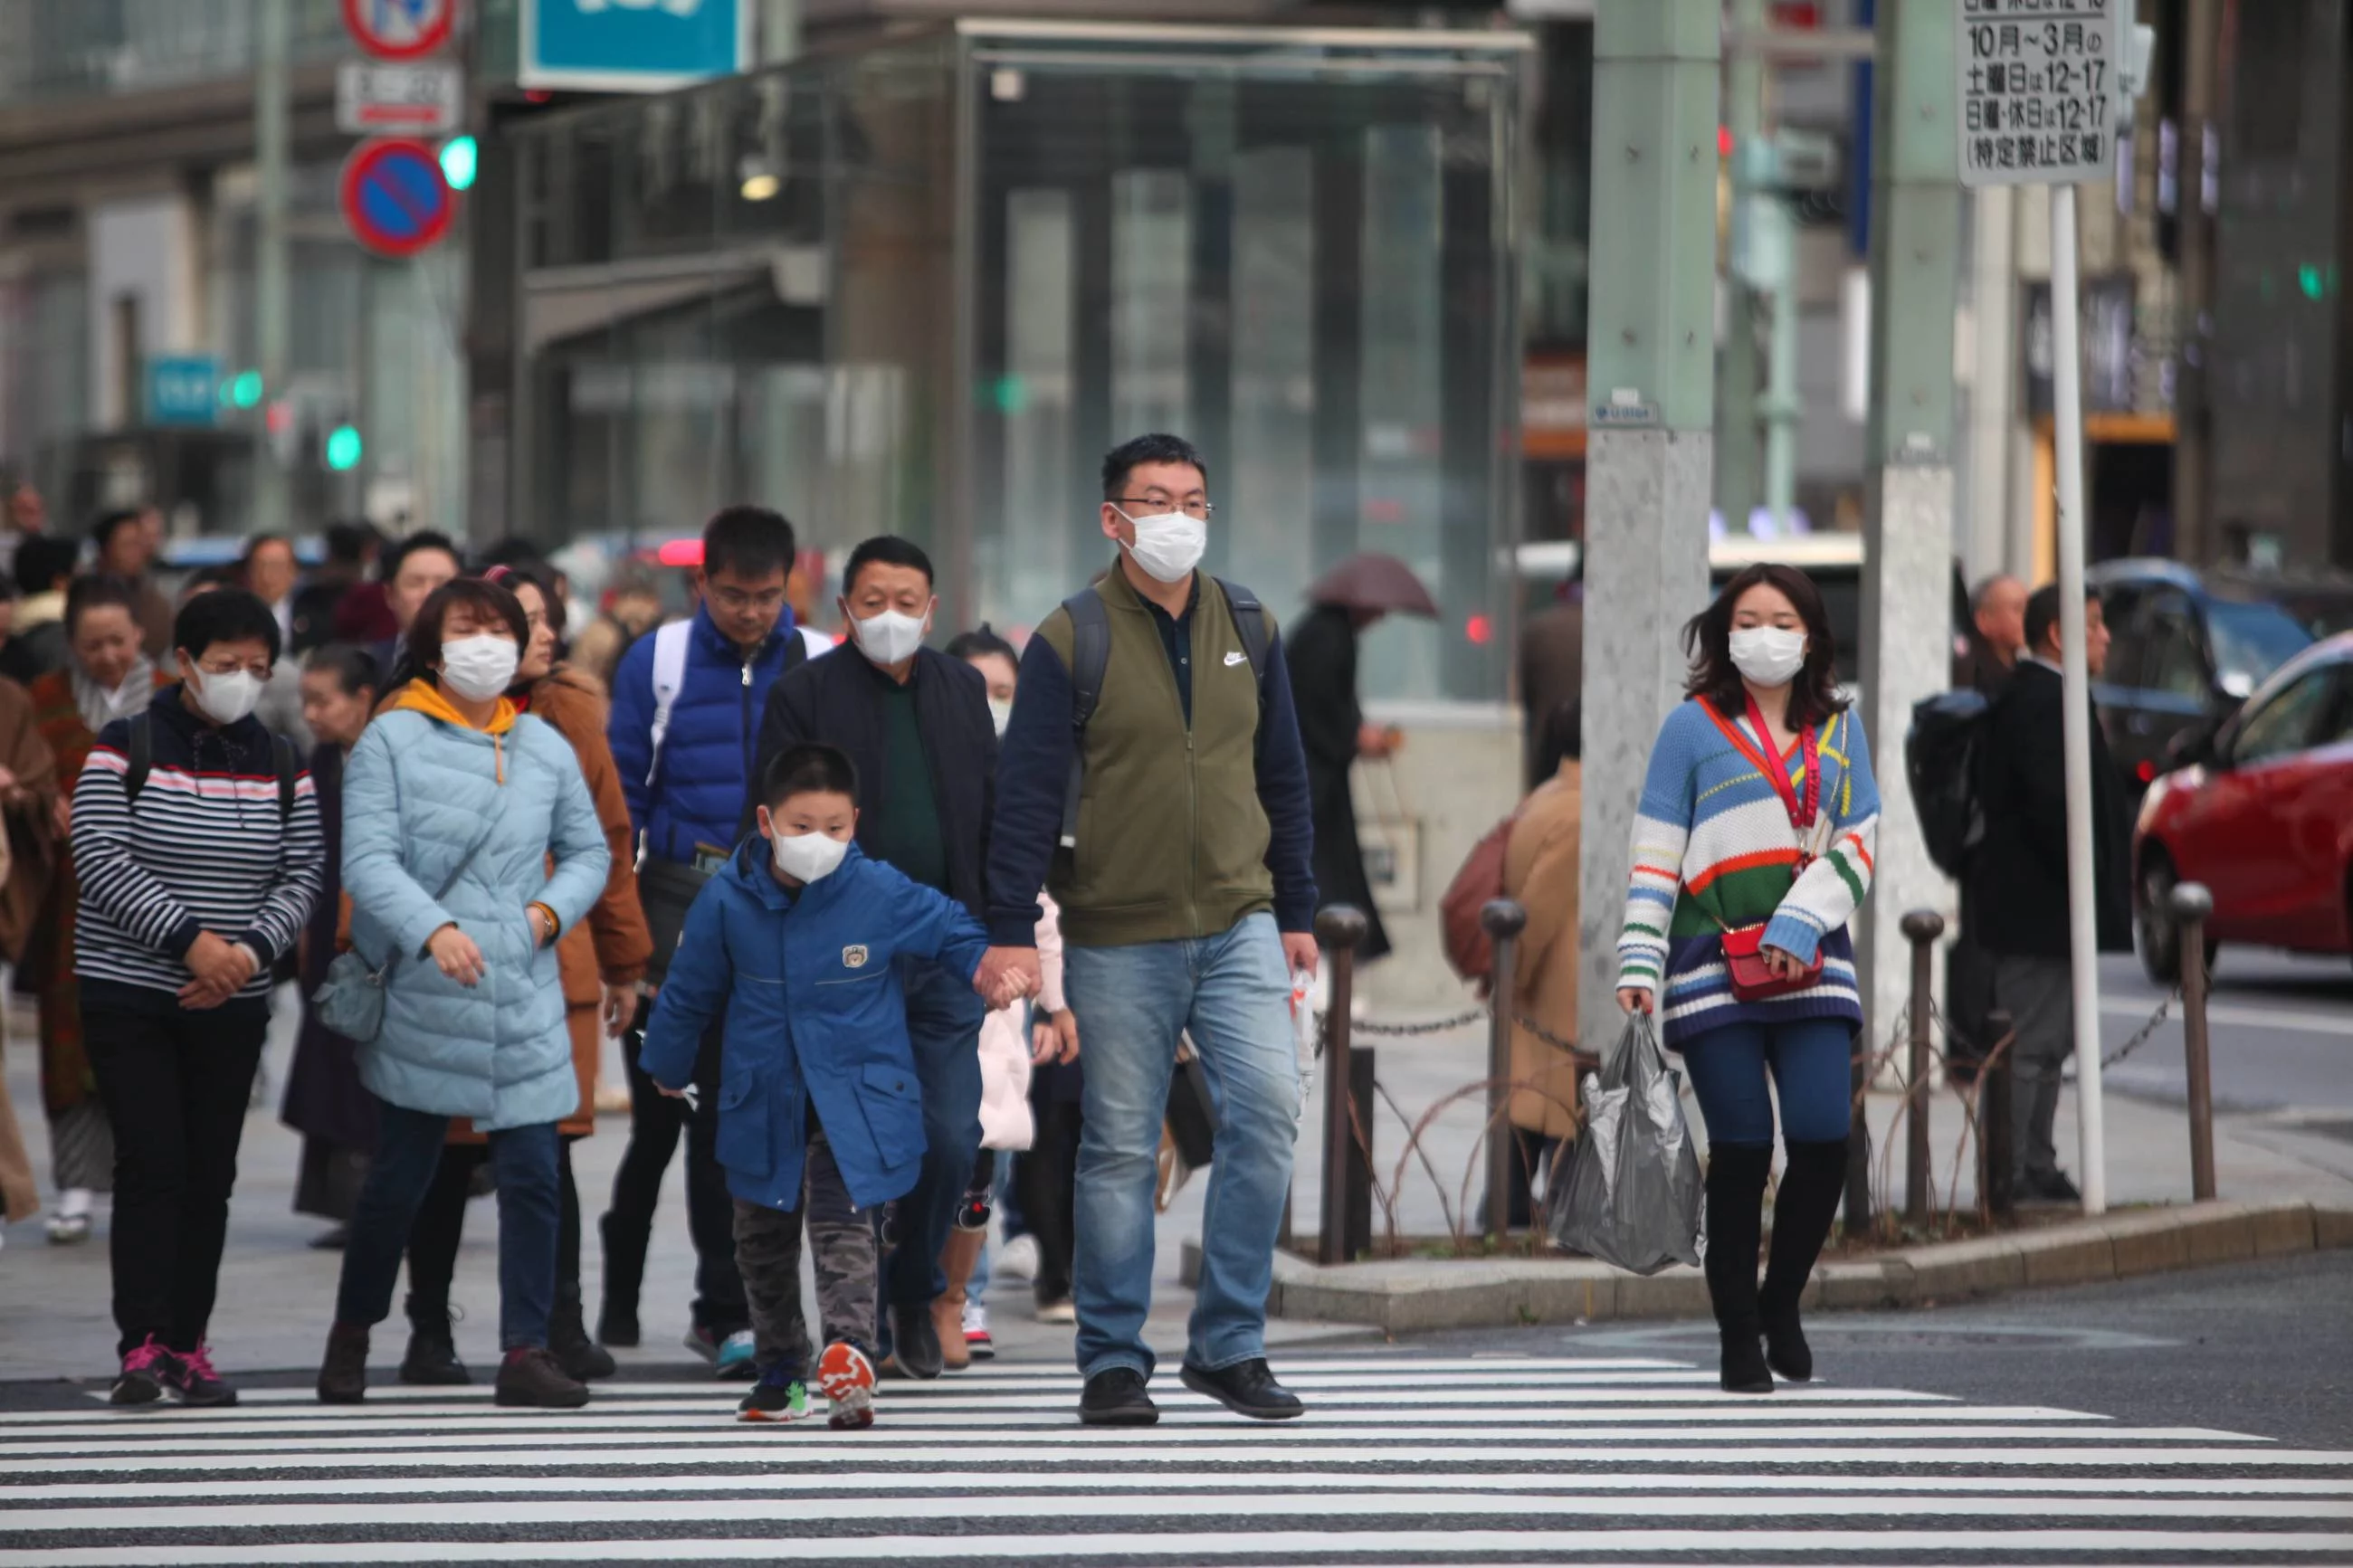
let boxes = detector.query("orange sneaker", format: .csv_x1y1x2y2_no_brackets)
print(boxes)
815,1341,876,1430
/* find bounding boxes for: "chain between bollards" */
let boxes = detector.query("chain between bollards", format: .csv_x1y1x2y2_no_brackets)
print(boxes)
2168,881,2217,1202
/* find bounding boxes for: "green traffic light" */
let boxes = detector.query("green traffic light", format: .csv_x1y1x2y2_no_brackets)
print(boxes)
440,135,479,193
229,370,263,410
325,425,364,471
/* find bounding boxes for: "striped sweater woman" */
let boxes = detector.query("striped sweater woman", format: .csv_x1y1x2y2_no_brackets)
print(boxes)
1613,563,1877,1399
68,588,323,1409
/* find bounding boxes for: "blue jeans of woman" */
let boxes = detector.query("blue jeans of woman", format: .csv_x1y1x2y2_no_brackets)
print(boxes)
337,1103,561,1350
1677,1018,1853,1150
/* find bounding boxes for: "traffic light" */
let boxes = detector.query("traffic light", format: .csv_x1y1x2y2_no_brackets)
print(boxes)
440,135,479,193
325,424,364,471
224,369,263,410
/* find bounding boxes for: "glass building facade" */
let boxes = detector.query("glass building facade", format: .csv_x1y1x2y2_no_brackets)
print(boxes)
507,21,1529,701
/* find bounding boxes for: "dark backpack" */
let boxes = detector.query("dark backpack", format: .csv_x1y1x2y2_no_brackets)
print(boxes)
1907,689,1989,879
124,711,299,824
1058,578,1270,851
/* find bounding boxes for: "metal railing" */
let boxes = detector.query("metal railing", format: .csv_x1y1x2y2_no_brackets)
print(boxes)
1296,882,2223,1266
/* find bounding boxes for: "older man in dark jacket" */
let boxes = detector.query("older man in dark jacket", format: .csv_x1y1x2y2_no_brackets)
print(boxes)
745,534,996,1383
1968,583,2132,1202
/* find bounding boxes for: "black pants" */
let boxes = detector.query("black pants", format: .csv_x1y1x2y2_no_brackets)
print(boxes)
1015,1099,1082,1306
1503,1126,1564,1232
405,1138,586,1325
602,1003,746,1334
83,993,270,1357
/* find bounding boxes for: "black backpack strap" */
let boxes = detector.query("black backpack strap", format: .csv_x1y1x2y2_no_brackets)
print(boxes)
781,629,809,674
124,711,151,806
273,734,298,823
1214,577,1271,707
1058,589,1112,850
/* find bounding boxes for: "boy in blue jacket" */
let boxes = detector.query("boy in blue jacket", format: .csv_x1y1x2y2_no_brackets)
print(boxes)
641,744,997,1429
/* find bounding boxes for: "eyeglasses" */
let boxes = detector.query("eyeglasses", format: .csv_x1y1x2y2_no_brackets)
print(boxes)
1111,498,1215,520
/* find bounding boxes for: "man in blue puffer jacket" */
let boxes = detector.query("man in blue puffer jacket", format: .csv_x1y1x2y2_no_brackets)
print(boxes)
641,744,996,1429
599,505,833,1373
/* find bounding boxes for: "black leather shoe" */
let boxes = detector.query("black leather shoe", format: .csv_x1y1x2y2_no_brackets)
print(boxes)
549,1301,616,1383
494,1346,590,1410
1078,1366,1158,1426
1179,1358,1305,1421
316,1323,370,1404
890,1302,944,1381
398,1296,470,1386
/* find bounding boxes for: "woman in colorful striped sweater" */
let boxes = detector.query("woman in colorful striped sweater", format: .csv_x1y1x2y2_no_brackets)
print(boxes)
1615,563,1878,1395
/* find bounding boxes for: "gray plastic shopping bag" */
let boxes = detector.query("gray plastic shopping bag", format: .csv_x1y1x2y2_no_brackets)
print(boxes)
1547,1012,1705,1275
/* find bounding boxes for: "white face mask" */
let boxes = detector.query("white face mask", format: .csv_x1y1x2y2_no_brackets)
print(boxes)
439,635,521,701
852,607,929,668
987,697,1014,737
1728,626,1808,689
771,828,850,883
187,667,262,727
1119,508,1207,584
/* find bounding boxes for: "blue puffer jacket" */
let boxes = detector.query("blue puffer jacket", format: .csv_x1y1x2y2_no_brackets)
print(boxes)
641,838,990,1212
342,704,611,1130
609,606,803,866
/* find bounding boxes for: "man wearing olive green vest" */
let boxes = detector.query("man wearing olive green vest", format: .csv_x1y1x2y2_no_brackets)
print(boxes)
982,433,1319,1428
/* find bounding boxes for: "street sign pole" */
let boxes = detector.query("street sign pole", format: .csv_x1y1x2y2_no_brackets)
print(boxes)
1956,0,2127,1219
2047,176,2104,1216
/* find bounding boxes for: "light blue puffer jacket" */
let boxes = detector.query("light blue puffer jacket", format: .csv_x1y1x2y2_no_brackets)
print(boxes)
342,706,611,1130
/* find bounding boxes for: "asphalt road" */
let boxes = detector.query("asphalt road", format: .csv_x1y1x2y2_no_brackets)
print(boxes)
2098,948,2353,1115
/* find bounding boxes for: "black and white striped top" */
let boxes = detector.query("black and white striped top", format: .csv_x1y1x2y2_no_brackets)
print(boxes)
71,690,325,1003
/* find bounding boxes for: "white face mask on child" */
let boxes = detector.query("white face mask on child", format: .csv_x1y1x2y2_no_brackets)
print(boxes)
771,830,849,883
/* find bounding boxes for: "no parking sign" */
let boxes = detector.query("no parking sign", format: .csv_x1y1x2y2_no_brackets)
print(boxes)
339,139,454,258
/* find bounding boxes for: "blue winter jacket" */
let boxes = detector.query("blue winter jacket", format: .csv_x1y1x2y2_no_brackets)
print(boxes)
342,707,611,1130
640,839,991,1212
609,605,804,866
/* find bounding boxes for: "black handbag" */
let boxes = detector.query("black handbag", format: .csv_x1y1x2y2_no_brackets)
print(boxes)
1164,1048,1217,1169
636,854,717,984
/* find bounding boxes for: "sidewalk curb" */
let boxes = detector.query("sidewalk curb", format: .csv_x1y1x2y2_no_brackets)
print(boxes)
1183,1202,2351,1331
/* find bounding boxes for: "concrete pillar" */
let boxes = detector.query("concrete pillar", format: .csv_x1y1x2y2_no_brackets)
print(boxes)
1717,0,1764,530
252,0,291,532
2171,0,2221,567
1855,0,1962,1060
1576,0,1720,1058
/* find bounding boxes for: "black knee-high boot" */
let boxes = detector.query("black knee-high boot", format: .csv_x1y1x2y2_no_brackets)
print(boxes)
1758,1137,1850,1383
1703,1143,1775,1394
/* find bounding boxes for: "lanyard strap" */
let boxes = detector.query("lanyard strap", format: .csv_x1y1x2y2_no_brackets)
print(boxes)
1700,696,1819,832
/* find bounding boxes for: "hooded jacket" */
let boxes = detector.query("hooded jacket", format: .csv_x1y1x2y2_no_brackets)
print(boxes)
639,837,989,1212
341,684,609,1129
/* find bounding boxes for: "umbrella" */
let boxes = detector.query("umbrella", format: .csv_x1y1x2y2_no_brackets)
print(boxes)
1305,553,1439,618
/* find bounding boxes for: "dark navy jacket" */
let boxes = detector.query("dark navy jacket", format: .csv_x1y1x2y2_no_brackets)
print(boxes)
639,838,991,1212
609,605,802,865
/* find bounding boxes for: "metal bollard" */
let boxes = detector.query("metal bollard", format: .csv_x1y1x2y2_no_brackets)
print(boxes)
1344,1043,1376,1259
1481,898,1529,1240
1314,905,1368,1266
2169,881,2218,1202
1900,909,1945,1226
1983,1007,2015,1221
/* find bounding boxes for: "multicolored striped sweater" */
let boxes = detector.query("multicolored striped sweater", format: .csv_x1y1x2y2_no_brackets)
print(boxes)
1616,698,1880,1048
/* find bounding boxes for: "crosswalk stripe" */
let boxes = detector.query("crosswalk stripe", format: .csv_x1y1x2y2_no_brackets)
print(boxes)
0,1354,2339,1567
5,1443,2339,1477
12,1471,2353,1503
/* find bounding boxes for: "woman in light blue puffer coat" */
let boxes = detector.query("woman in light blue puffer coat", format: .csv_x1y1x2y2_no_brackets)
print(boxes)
316,577,610,1409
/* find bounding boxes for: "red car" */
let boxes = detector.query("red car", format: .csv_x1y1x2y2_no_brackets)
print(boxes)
2132,632,2353,982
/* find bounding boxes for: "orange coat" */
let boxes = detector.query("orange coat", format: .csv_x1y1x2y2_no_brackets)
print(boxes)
1500,759,1583,1140
349,666,651,1139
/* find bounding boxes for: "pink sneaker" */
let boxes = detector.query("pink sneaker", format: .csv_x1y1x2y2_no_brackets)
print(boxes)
110,1336,170,1407
164,1342,238,1408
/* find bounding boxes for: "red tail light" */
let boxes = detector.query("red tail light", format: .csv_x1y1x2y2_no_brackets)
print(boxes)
2136,759,2158,784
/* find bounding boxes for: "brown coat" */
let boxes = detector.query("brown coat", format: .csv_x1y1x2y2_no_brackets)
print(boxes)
0,676,60,965
1500,759,1582,1140
352,666,652,1141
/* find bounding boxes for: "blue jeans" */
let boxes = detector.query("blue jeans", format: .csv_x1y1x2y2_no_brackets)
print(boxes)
882,955,986,1310
336,1104,561,1350
1678,1018,1853,1150
1063,911,1300,1380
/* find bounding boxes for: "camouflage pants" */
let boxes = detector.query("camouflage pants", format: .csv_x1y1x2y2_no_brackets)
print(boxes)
731,1130,877,1379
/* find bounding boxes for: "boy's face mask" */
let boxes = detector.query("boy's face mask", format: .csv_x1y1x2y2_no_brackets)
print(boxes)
757,800,857,883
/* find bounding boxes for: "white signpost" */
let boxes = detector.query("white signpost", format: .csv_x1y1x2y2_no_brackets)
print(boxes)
336,62,464,136
1957,0,2124,1216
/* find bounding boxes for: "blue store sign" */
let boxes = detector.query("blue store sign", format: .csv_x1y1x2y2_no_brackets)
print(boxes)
522,0,749,92
146,356,220,428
